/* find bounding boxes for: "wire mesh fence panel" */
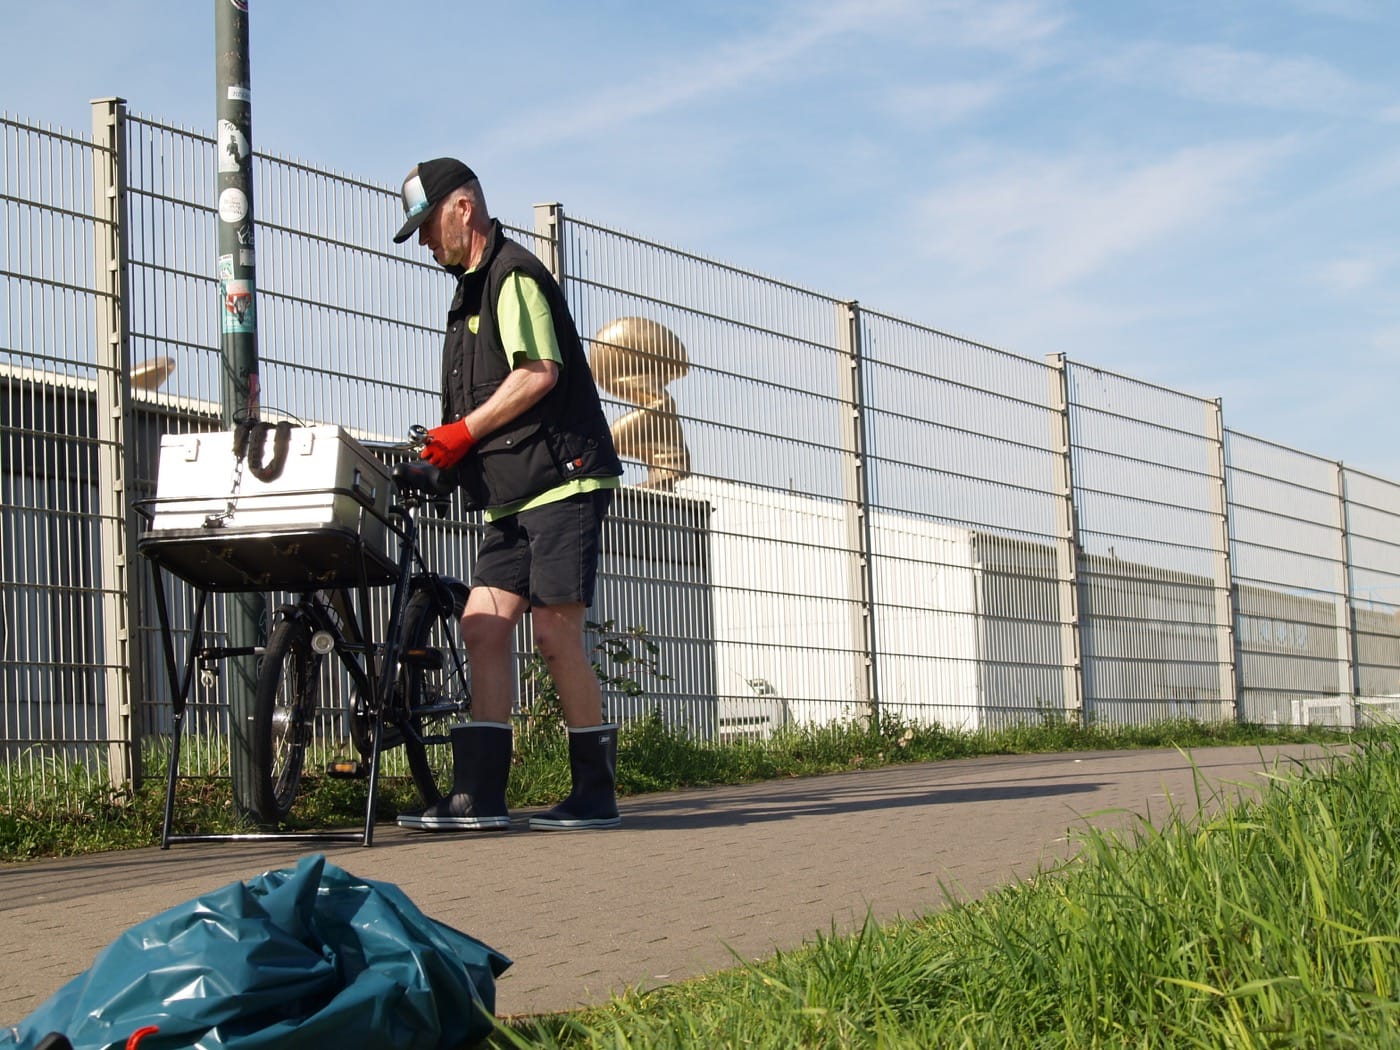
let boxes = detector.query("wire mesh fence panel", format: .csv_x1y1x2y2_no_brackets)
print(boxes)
121,118,573,790
1066,365,1232,725
1338,467,1400,724
1,115,112,803
860,313,1068,731
1225,430,1354,726
562,218,864,736
10,99,1400,802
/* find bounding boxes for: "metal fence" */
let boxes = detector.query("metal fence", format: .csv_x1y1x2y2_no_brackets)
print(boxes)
6,99,1400,800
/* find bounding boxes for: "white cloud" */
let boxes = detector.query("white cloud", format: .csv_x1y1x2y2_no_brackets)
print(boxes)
1284,0,1387,20
926,0,1068,52
478,0,920,154
1098,43,1361,113
1369,326,1400,354
883,80,1008,125
1316,255,1389,295
914,139,1292,289
479,0,1068,156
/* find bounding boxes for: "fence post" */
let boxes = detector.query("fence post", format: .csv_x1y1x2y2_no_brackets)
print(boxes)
1335,463,1360,718
90,97,140,790
1044,354,1085,724
1206,400,1240,721
837,301,878,725
534,202,566,290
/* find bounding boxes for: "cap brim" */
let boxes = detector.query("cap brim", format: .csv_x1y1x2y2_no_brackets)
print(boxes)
393,208,431,244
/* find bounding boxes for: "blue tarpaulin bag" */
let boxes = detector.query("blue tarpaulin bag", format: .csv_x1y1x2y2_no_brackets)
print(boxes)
1,853,511,1049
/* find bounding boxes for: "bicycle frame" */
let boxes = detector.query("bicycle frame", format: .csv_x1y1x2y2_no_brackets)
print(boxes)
363,489,448,839
282,473,471,845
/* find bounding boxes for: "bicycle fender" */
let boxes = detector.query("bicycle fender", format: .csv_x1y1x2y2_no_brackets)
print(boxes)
411,574,469,619
274,600,340,636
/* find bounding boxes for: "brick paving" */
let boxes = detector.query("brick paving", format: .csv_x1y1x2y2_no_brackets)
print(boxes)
0,743,1341,1026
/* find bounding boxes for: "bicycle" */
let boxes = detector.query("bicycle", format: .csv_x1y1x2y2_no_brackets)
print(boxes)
228,425,473,828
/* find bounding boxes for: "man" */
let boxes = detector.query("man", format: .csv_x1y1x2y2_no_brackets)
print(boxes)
391,158,624,832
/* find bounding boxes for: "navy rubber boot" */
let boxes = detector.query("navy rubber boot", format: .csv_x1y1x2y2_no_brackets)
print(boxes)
529,723,621,831
397,722,512,831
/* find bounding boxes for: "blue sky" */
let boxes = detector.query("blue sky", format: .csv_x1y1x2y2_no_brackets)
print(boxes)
5,1,1399,477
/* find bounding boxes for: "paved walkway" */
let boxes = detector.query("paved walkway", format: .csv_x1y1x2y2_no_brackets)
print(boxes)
0,743,1342,1026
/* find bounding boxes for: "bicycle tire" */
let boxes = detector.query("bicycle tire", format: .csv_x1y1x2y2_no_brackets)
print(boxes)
394,582,471,807
235,617,320,824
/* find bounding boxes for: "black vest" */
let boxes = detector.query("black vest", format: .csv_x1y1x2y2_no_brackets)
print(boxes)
440,221,621,508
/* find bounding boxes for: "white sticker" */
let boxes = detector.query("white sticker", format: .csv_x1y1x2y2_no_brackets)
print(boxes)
227,86,251,102
218,120,249,173
217,253,235,281
218,187,248,224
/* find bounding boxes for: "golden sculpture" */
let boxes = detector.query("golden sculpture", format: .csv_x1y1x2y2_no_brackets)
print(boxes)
590,316,691,489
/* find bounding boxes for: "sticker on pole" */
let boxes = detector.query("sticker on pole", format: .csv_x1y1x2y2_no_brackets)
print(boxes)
218,120,249,173
219,188,249,224
222,279,256,334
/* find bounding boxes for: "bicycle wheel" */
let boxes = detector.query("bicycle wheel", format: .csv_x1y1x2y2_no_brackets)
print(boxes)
393,582,471,807
235,617,320,823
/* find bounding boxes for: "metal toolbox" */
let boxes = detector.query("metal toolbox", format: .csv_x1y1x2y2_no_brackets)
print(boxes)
139,425,397,592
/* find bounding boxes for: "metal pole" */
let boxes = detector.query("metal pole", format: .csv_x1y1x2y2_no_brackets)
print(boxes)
533,202,567,290
215,0,264,776
1045,354,1085,724
91,97,140,791
1335,463,1361,722
1206,398,1240,722
216,0,260,417
838,301,879,726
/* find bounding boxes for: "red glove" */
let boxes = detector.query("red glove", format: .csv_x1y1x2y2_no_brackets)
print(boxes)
421,419,476,468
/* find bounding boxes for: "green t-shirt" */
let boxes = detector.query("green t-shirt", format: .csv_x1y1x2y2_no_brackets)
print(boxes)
477,272,619,521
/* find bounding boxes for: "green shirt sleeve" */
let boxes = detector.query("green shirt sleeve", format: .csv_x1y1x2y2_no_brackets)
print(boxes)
496,272,562,368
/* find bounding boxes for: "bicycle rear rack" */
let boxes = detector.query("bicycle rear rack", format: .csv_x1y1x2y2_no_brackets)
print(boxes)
139,508,398,849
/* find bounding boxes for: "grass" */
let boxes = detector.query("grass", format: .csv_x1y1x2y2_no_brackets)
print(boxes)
0,715,1351,864
491,732,1400,1049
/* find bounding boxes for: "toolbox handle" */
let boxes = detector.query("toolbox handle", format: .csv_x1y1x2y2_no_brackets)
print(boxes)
352,467,377,505
235,420,295,482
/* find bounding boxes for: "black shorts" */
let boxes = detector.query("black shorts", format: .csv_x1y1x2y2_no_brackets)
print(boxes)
472,489,613,607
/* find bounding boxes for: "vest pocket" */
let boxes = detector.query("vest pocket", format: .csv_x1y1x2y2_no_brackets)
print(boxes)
476,417,541,455
474,417,566,505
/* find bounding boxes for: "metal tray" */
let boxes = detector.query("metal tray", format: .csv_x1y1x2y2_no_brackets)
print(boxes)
138,519,397,592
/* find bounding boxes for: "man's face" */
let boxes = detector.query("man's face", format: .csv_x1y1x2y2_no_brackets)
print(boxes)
418,192,469,267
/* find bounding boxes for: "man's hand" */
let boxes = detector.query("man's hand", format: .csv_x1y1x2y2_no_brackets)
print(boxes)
421,419,476,468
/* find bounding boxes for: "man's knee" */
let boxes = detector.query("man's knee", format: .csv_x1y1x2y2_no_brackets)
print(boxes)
461,611,511,652
531,604,587,665
461,588,525,655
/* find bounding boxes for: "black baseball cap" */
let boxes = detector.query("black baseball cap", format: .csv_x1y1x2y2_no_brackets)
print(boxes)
392,158,477,243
